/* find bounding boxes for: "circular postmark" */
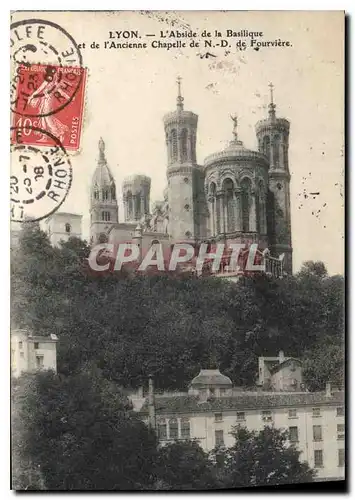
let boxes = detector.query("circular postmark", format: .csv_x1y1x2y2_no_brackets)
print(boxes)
10,125,72,223
10,19,83,118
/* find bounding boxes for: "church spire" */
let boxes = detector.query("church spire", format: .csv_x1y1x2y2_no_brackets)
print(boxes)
176,76,184,110
268,82,276,120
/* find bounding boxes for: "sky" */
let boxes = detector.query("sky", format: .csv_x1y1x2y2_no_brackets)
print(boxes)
11,10,344,275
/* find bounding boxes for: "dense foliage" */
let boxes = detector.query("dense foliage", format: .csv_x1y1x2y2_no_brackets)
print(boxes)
12,370,315,490
11,224,344,392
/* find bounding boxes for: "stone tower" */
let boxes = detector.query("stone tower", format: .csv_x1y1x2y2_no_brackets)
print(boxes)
255,84,292,274
164,77,199,241
90,138,118,244
122,175,151,222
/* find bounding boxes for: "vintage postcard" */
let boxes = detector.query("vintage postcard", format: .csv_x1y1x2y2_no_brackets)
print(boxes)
10,11,345,491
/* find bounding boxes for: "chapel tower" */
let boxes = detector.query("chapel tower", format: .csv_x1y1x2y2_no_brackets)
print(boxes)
255,84,292,274
122,175,151,223
90,138,118,244
164,77,200,241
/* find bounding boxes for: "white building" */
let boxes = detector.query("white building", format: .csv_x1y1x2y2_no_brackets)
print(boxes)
137,367,345,482
11,329,58,378
44,212,82,246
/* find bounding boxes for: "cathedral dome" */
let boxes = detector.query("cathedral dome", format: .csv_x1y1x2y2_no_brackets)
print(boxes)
204,138,268,170
190,369,232,387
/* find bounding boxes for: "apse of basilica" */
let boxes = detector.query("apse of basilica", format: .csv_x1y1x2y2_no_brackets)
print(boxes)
89,79,292,275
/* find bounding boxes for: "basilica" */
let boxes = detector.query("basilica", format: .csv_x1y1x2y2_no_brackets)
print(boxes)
89,80,293,275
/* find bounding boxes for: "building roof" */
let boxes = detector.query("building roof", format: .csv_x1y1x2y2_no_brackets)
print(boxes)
270,358,302,375
204,139,269,169
92,138,116,187
139,391,344,416
190,369,233,387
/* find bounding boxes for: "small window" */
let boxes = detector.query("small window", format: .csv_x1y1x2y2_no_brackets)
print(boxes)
18,341,23,349
261,410,273,422
36,356,44,369
338,449,345,467
94,190,99,200
236,412,245,421
184,204,190,211
313,425,322,442
289,426,299,443
215,430,224,447
215,413,223,422
65,223,71,233
34,342,39,349
102,190,109,201
20,352,24,359
101,211,111,222
181,418,190,439
277,183,282,190
169,418,178,440
337,424,345,440
288,409,297,419
219,388,226,396
312,407,321,418
337,407,344,417
314,450,323,468
185,231,191,238
158,420,167,440
184,177,189,184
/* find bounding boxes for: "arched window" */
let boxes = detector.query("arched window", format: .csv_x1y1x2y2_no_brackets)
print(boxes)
171,129,178,162
102,189,109,201
190,134,196,162
94,190,99,200
65,223,71,234
111,185,116,200
102,211,111,221
135,195,141,219
127,192,133,219
241,178,252,232
151,239,160,246
98,233,108,243
263,136,271,160
158,419,167,440
223,178,235,233
273,135,280,167
258,181,266,234
181,128,188,162
169,418,179,440
181,418,190,439
209,182,217,236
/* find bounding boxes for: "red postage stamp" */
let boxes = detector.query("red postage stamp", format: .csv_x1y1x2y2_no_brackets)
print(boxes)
11,64,86,151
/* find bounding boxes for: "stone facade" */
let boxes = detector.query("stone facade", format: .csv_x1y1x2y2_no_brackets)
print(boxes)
89,81,293,274
44,212,82,246
11,329,58,377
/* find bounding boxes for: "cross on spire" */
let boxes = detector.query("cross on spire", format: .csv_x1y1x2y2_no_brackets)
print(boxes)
176,76,184,110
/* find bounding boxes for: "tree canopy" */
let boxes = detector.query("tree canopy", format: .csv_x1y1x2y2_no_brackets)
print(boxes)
11,224,344,391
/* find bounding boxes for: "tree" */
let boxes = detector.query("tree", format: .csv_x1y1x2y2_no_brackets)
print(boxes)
12,369,158,490
210,425,315,488
303,337,344,391
154,440,217,490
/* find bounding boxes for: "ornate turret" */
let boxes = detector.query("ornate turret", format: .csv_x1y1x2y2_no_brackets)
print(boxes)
90,138,118,244
255,84,292,274
164,78,200,241
204,116,269,242
122,175,151,223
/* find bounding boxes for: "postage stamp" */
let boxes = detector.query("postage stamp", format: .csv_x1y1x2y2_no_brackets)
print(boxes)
10,125,72,222
11,64,87,151
10,19,84,117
